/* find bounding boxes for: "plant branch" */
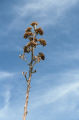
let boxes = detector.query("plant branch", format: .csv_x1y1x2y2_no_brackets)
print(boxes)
21,22,46,120
23,28,36,120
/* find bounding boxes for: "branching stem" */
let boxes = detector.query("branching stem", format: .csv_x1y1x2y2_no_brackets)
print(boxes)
22,22,46,120
23,29,36,120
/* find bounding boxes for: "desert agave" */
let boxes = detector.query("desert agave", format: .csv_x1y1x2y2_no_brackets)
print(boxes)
19,21,47,120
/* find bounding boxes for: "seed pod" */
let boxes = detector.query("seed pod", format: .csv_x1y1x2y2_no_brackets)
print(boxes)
35,27,44,35
28,37,33,41
24,46,30,53
30,22,38,26
25,27,32,32
38,39,46,46
38,52,45,60
26,41,37,47
24,32,33,39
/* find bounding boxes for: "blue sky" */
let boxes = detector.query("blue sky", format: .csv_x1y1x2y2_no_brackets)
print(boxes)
0,0,79,120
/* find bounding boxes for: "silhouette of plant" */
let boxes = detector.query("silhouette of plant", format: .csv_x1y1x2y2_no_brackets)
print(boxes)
19,21,47,120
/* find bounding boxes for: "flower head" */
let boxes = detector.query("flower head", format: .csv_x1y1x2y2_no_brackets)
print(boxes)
38,52,45,60
29,41,37,47
35,27,44,35
23,46,30,53
28,37,33,41
30,22,38,26
38,39,46,46
25,41,37,48
25,27,32,32
24,32,33,39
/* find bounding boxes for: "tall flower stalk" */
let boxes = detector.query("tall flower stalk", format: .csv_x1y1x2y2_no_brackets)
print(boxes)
19,22,47,120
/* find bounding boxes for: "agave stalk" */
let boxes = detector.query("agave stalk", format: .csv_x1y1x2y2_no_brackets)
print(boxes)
23,28,36,120
19,22,47,120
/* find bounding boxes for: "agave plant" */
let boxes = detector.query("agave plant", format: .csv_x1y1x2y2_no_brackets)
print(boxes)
19,22,47,120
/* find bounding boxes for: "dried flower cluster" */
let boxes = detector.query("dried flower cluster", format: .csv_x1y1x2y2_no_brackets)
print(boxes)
38,52,45,60
38,38,47,46
30,22,38,26
35,27,44,35
24,32,33,39
24,46,30,53
19,21,47,120
28,37,33,41
25,27,32,32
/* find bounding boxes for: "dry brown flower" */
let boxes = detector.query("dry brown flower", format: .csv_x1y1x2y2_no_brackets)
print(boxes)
28,37,37,41
38,39,46,46
24,32,33,39
28,37,33,41
30,22,38,26
25,27,32,32
38,52,45,60
29,41,37,47
35,27,43,35
24,33,28,39
24,46,30,53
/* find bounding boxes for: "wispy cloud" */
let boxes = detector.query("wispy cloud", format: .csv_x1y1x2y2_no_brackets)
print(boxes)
28,68,79,110
5,0,79,33
13,0,79,26
0,87,23,120
30,81,79,109
1,0,78,52
0,89,11,118
0,71,14,80
15,0,79,16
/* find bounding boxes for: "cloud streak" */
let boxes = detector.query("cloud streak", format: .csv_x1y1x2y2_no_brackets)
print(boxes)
5,0,79,33
0,71,14,80
30,81,79,109
0,89,11,118
14,0,79,25
15,0,79,16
